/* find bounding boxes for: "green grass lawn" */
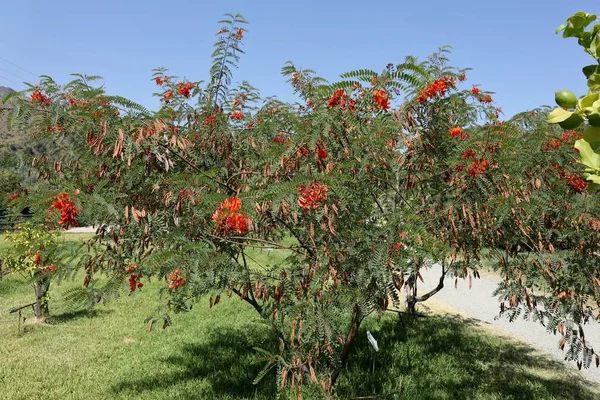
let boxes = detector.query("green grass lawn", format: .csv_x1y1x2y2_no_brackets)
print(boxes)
1,235,599,399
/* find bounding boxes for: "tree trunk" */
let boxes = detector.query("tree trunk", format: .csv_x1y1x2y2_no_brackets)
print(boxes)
33,276,50,321
404,260,449,314
330,304,362,387
404,274,417,314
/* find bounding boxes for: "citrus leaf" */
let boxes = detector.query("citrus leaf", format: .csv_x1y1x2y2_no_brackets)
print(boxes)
580,93,599,109
583,126,600,142
584,174,600,184
583,65,599,79
587,182,600,194
575,139,600,171
588,73,600,91
547,108,573,123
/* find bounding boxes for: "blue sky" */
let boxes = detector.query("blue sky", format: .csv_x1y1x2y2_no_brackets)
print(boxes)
0,0,596,118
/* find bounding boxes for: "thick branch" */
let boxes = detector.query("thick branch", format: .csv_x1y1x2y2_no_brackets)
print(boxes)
331,304,362,387
232,287,263,314
414,261,450,303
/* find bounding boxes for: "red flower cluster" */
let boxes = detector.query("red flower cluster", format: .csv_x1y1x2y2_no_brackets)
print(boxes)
449,127,469,140
543,138,562,151
34,252,42,266
178,82,195,98
230,111,244,120
163,90,174,103
7,192,21,203
129,274,144,291
458,73,467,82
561,130,579,143
543,131,580,151
43,264,56,274
326,89,356,111
567,174,588,193
469,159,489,177
204,115,216,126
31,88,51,106
471,87,480,95
417,76,456,103
461,149,476,159
478,94,493,104
155,76,164,86
168,268,186,291
235,27,244,40
388,242,403,256
273,132,291,144
298,181,329,213
49,192,80,228
125,263,137,274
551,164,588,193
212,197,249,235
47,123,64,133
298,147,309,158
373,89,391,110
316,143,328,160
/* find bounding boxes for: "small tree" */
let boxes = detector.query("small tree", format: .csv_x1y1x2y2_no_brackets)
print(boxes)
3,223,60,320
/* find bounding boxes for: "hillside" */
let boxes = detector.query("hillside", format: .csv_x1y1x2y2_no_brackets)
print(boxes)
0,86,43,154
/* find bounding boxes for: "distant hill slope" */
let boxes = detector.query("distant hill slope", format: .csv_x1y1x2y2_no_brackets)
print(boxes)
0,86,43,154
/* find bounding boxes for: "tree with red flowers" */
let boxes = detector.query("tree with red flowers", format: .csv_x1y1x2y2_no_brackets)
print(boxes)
7,12,600,396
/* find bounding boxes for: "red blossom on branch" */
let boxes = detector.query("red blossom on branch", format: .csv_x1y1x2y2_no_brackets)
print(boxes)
316,143,328,160
178,82,195,98
449,127,469,140
327,89,354,110
468,159,489,177
298,181,329,213
162,91,174,103
129,274,144,291
31,88,51,106
417,76,456,103
230,111,244,120
373,89,391,110
212,197,249,235
478,94,493,104
204,115,216,126
461,149,476,159
43,264,56,274
168,268,186,291
48,192,80,229
273,132,291,144
7,192,21,203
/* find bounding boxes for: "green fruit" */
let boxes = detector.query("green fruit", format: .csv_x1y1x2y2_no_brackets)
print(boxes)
589,112,600,127
558,113,584,130
555,90,578,109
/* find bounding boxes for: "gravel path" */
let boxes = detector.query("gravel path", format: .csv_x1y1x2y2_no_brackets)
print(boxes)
64,226,97,233
418,263,600,384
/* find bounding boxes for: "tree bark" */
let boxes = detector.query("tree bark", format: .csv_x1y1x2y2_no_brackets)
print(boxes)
404,260,449,314
33,276,50,321
331,303,362,387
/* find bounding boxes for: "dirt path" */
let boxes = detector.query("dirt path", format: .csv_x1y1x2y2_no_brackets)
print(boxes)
418,263,600,384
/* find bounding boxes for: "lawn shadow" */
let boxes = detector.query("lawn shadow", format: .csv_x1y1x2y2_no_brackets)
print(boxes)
335,313,599,399
49,308,110,324
112,323,278,399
